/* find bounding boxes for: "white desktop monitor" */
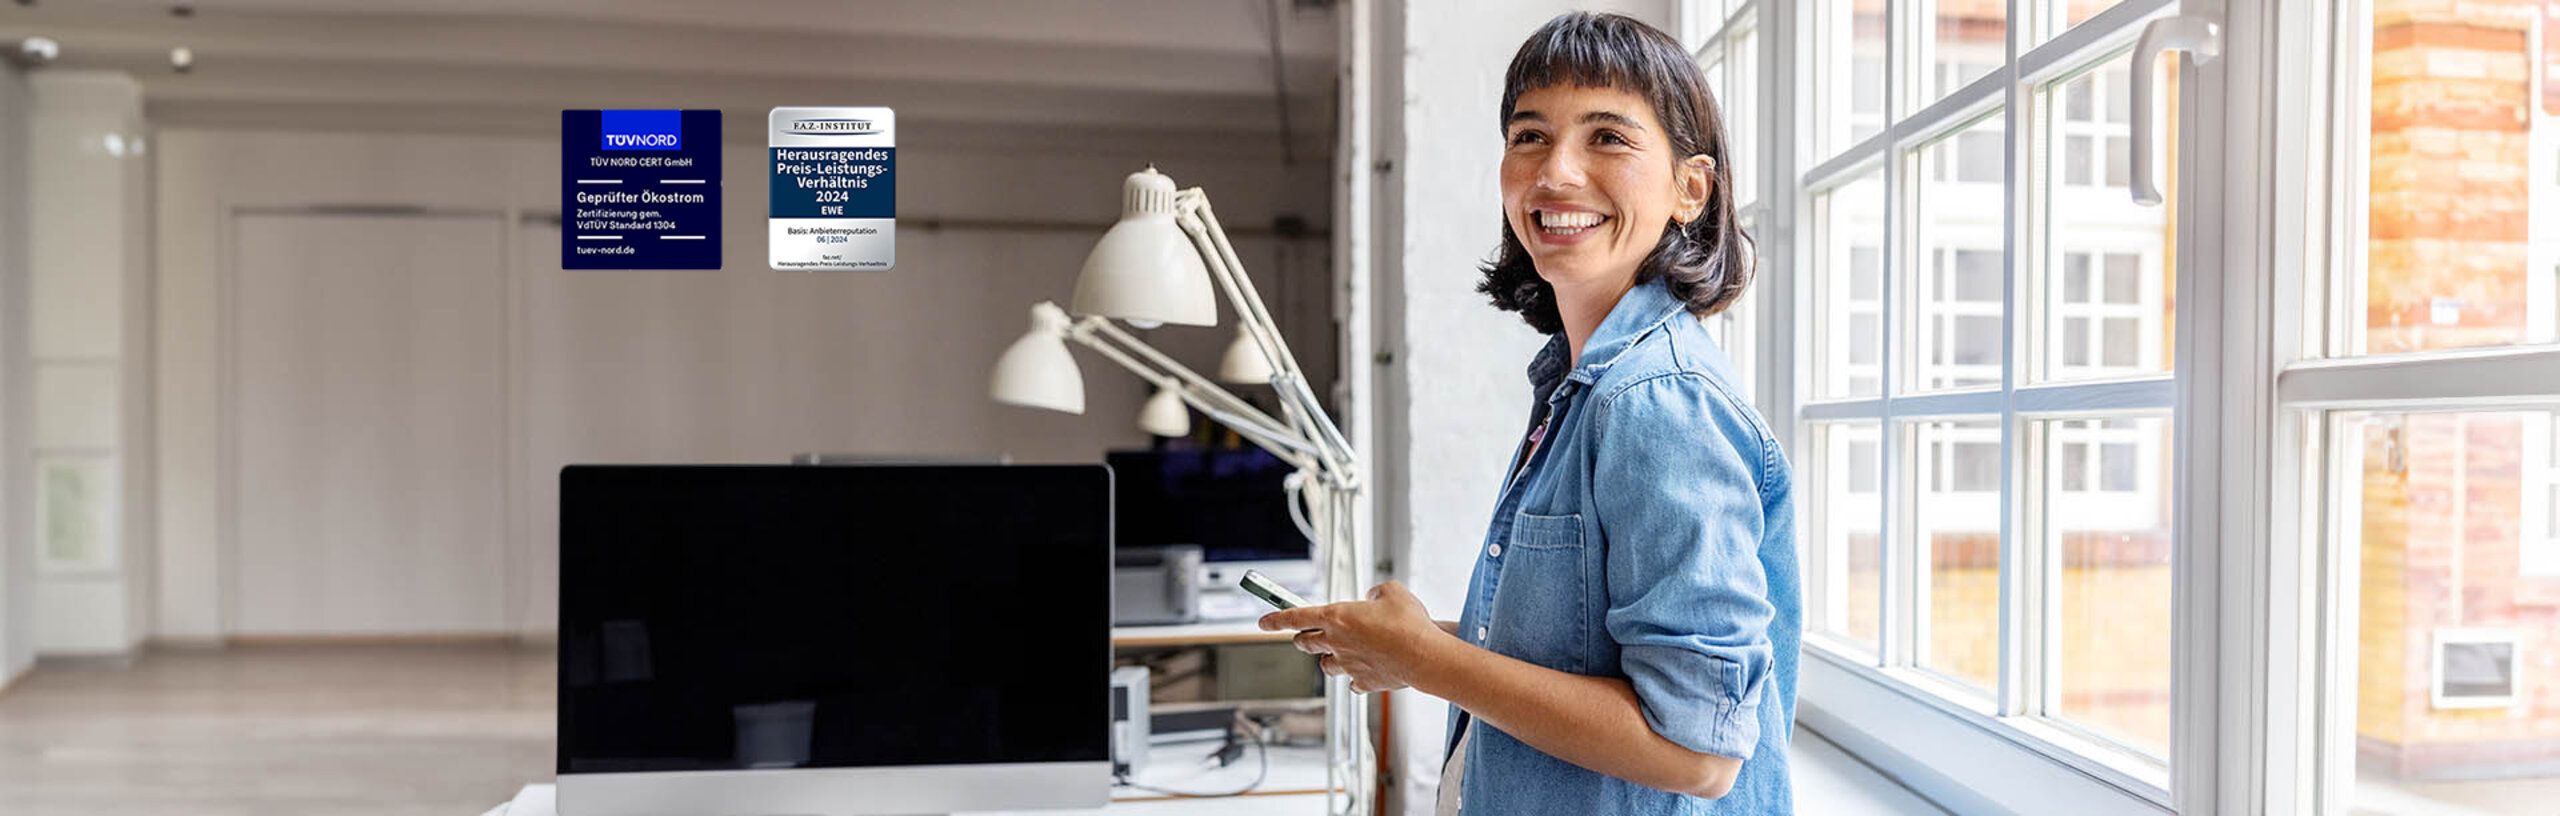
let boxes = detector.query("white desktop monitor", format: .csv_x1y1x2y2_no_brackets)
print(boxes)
556,465,1114,816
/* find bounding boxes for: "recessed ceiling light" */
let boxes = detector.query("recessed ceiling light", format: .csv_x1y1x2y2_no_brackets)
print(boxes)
9,36,59,68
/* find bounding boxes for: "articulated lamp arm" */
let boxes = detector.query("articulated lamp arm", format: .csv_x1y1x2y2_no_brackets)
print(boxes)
1061,314,1322,473
1172,191,1359,482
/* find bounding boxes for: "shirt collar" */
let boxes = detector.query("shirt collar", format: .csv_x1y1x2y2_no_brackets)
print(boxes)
1524,279,1691,399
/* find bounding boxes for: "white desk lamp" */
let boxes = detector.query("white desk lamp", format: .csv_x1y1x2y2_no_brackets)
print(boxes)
989,166,1372,816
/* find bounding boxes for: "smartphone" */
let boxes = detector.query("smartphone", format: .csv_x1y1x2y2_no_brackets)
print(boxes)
1239,569,1312,611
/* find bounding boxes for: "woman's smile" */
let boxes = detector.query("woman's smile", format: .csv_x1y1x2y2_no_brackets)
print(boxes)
1528,204,1612,244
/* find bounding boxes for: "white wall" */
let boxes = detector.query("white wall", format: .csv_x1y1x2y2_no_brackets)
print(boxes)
0,56,33,683
153,123,1334,639
1368,2,1669,813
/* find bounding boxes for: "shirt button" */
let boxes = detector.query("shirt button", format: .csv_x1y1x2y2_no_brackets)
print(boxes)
1488,542,1502,558
1476,626,1488,641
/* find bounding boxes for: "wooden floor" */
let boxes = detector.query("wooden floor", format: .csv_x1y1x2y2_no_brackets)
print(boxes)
0,642,555,816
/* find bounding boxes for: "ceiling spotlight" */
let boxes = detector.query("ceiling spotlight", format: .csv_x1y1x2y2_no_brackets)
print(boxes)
169,46,192,73
9,36,59,68
170,4,193,17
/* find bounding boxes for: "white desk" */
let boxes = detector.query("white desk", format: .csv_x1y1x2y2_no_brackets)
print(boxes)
491,743,1334,816
1108,619,1292,649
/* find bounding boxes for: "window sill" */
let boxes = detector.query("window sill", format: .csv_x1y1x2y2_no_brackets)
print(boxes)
1797,645,2172,816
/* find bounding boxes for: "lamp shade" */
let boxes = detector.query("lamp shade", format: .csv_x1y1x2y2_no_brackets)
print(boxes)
990,303,1086,414
1069,167,1217,328
1218,324,1274,384
1137,386,1191,438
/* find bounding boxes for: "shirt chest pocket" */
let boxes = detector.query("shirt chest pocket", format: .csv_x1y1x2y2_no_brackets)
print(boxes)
1485,511,1599,674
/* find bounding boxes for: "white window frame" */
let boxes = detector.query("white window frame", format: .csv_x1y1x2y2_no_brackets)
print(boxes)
1723,0,2560,811
1730,0,2234,813
2279,3,2560,813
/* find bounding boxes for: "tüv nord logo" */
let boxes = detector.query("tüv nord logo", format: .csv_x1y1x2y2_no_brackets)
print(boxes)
785,119,881,135
599,110,682,150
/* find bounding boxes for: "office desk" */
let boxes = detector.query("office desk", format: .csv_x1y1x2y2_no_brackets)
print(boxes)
491,744,1334,816
1110,619,1294,649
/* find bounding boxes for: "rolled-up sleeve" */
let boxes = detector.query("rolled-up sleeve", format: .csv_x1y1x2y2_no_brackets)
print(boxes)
1593,373,1775,760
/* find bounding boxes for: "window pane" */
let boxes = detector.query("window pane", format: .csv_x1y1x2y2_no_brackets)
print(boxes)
2099,440,2138,490
2102,317,2140,367
1927,0,2005,103
1915,418,2003,695
1953,441,2001,490
2065,78,2094,123
1816,168,1887,399
1851,246,1882,299
2351,7,2560,355
1955,250,2003,300
1818,0,1889,158
2049,0,2130,39
2339,410,2560,813
1702,55,1726,117
1957,129,2004,184
2102,64,2130,124
2042,51,2174,382
2104,252,2141,303
2103,135,2130,188
1811,421,1886,654
2046,416,2172,758
1955,316,2002,366
1914,114,2007,392
1730,24,1761,209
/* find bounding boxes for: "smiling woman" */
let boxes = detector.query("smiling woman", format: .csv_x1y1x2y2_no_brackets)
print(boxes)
1255,11,1797,816
1479,13,1754,345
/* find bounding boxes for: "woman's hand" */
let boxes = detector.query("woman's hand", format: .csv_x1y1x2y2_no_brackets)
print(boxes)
1257,581,1452,694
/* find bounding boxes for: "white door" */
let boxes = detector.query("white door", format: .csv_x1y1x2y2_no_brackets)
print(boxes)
231,212,508,635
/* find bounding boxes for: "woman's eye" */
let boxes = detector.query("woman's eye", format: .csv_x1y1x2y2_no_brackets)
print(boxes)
1595,130,1630,146
1508,130,1546,146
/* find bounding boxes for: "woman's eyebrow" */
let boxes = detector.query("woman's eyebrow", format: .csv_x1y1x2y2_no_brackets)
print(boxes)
1579,110,1646,131
1505,110,1546,127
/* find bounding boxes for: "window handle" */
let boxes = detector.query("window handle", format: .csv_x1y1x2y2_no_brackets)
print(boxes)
2129,14,2221,206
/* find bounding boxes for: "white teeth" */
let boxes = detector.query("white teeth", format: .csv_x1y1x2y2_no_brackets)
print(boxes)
1537,210,1604,230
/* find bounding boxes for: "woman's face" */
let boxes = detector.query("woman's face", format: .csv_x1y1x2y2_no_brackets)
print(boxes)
1500,83,1711,296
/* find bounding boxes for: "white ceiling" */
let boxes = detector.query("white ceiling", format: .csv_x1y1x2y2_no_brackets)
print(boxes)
1,0,1338,159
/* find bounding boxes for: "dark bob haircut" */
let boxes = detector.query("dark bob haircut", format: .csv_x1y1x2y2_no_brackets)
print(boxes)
1479,11,1753,335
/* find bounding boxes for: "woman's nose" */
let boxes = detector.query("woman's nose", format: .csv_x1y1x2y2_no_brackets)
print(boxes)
1536,145,1587,190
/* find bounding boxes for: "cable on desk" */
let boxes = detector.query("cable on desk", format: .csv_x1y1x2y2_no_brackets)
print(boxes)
1112,715,1271,798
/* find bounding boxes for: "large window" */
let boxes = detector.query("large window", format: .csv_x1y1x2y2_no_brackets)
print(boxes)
2293,2,2560,813
1755,0,2190,806
1720,0,2560,812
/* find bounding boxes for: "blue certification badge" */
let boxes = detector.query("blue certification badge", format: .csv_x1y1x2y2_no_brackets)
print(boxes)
561,109,722,270
768,107,895,271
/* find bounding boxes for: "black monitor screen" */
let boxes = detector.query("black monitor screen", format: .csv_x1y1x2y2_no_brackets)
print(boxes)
557,465,1111,774
1106,448,1310,561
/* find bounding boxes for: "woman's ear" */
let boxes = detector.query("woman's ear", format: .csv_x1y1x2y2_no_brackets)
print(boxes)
1673,154,1714,225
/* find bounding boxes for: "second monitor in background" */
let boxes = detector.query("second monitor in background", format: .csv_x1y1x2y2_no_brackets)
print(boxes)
1107,448,1315,621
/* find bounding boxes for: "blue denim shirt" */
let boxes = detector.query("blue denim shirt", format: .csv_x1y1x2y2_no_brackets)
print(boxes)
1444,279,1801,815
